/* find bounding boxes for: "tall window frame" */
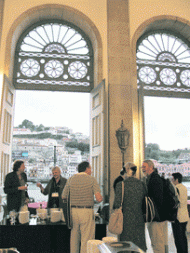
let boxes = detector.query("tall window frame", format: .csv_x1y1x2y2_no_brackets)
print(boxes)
137,31,190,99
137,31,190,168
13,20,94,92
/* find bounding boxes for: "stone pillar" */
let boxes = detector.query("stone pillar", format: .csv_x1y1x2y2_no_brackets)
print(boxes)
0,0,4,49
107,0,134,205
0,1,5,209
0,0,4,101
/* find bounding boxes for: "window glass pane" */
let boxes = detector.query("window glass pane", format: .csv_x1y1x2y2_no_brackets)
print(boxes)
144,96,190,196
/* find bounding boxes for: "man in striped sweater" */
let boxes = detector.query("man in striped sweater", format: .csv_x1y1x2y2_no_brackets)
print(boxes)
62,161,103,253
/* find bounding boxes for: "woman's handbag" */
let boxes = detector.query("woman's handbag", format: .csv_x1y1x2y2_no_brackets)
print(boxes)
108,181,124,235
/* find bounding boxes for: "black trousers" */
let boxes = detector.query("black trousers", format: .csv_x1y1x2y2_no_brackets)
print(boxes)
172,219,188,253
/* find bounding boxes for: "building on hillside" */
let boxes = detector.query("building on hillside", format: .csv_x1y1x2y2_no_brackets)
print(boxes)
13,128,32,135
178,153,190,164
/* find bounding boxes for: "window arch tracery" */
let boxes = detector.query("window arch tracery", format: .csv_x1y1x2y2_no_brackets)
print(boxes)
137,32,190,96
13,21,94,92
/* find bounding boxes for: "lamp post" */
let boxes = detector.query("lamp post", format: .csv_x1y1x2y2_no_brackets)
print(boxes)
115,120,130,167
54,145,57,167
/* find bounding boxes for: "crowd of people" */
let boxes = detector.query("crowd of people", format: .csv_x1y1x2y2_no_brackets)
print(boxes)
4,160,102,253
3,159,190,253
113,160,189,253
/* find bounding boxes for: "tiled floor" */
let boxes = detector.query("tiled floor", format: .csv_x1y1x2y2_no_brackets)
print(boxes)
106,221,190,252
146,222,190,253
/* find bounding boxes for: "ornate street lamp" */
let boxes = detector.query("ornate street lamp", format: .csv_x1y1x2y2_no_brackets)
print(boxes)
116,120,130,166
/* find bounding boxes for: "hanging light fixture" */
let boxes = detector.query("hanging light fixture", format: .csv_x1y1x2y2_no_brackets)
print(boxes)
115,120,130,166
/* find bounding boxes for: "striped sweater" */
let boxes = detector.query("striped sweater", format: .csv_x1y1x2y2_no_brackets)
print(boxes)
62,172,101,206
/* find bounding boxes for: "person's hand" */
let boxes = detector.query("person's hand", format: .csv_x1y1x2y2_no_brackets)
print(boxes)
36,182,41,188
18,186,27,191
25,198,29,204
95,192,103,203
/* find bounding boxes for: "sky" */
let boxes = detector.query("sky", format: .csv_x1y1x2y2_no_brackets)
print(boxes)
14,91,190,151
14,90,90,136
144,96,190,151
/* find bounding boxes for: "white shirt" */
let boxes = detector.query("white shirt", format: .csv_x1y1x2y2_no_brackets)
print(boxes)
176,183,189,222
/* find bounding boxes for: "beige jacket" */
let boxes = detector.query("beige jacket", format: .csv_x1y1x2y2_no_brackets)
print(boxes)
176,183,189,223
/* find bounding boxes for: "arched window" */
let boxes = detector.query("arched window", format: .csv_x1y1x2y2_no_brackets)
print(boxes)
13,20,94,92
137,32,190,97
137,31,190,184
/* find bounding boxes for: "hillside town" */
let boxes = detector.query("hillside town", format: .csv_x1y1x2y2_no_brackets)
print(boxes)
12,121,190,182
145,144,190,180
12,125,90,182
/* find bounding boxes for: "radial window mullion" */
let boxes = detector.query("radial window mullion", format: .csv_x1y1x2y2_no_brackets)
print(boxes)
14,21,94,91
147,38,160,54
60,27,70,45
64,32,77,47
153,35,163,52
51,23,55,42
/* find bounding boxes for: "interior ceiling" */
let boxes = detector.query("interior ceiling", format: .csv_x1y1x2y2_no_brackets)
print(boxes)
143,19,190,43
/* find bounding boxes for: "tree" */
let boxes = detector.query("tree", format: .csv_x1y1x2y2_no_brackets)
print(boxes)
150,151,160,160
65,141,78,149
18,119,35,131
65,141,90,153
36,124,45,131
145,143,160,160
78,142,89,152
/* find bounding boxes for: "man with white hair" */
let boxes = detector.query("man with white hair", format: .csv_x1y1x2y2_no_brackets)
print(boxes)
142,159,165,253
37,166,67,208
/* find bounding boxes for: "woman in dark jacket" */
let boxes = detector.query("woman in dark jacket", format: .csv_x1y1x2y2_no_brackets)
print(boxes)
4,160,29,212
113,162,147,252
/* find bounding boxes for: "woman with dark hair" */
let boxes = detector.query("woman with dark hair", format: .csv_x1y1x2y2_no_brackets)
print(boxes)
4,160,29,212
113,162,147,252
113,166,127,192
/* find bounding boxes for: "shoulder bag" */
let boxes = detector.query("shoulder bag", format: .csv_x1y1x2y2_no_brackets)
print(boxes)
108,181,124,235
142,183,160,222
62,182,72,229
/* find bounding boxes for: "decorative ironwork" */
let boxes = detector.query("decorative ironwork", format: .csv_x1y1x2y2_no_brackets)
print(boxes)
44,60,64,78
180,70,190,87
138,66,156,84
137,32,190,96
20,59,40,77
13,21,94,91
160,68,176,85
68,61,88,79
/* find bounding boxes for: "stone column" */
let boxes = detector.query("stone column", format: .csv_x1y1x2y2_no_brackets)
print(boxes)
107,0,134,205
0,0,4,49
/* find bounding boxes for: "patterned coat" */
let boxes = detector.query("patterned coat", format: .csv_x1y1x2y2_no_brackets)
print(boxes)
113,177,147,252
